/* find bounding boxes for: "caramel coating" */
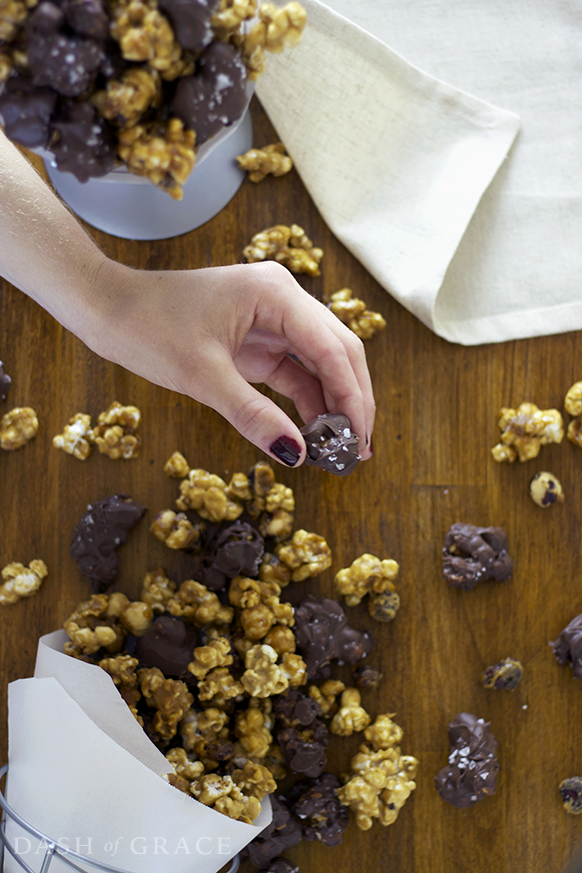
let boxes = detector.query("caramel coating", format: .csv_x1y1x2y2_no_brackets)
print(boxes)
211,0,256,36
110,0,181,71
241,644,291,697
52,412,95,460
276,529,332,582
335,553,399,607
119,600,153,636
328,288,386,340
188,637,233,680
243,224,323,277
94,401,141,459
236,2,307,80
0,406,38,450
235,699,273,759
165,747,205,781
232,759,276,800
0,559,47,606
236,143,292,182
198,666,244,703
167,579,234,626
140,567,177,613
329,688,371,736
138,666,193,741
564,381,582,417
0,0,29,41
308,679,345,718
150,509,203,549
99,653,139,687
491,402,563,463
93,66,160,127
164,450,189,478
337,713,418,830
117,118,196,201
63,594,127,656
176,467,243,522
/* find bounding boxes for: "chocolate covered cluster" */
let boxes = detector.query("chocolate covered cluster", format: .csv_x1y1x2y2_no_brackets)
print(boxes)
550,613,582,681
442,522,513,592
300,413,361,476
434,713,499,808
0,0,306,197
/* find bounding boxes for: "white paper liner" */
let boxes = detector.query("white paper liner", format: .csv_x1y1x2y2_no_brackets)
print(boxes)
5,632,271,873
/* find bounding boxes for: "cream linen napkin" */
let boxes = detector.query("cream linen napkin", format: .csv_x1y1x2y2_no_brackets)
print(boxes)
255,0,520,344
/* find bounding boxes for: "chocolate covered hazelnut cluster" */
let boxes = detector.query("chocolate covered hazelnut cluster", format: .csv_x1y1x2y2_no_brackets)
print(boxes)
62,456,417,864
0,0,307,198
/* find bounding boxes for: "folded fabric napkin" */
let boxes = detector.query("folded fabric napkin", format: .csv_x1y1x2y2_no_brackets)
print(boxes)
257,0,582,345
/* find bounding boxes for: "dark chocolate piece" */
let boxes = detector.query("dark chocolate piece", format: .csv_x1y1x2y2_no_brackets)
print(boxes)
442,522,513,591
27,1,65,37
243,795,302,868
200,521,264,590
134,615,199,678
559,776,582,814
63,0,109,39
353,664,383,688
50,100,116,181
0,76,56,148
274,689,321,728
70,493,146,592
172,41,247,145
158,0,218,52
260,859,299,873
299,413,360,477
294,595,373,678
0,362,11,402
550,613,582,680
277,720,328,778
288,772,349,846
482,657,523,690
434,712,499,808
28,29,104,97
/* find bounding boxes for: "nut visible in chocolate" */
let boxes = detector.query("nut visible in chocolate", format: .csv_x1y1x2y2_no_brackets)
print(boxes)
559,776,582,814
288,771,349,846
294,595,373,679
299,413,360,476
482,657,523,690
549,613,582,681
529,471,564,507
70,493,146,593
442,522,513,591
434,712,499,808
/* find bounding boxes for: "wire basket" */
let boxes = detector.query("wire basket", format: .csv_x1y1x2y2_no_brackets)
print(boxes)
0,765,240,873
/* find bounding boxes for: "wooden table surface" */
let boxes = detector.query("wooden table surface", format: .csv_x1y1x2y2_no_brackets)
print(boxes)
1,98,581,873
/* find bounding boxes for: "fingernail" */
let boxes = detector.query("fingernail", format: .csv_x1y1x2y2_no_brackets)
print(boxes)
270,436,301,467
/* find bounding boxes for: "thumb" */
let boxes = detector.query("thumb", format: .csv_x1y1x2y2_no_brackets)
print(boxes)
203,357,307,468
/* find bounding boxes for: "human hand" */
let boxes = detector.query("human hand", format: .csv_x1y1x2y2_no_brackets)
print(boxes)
85,259,375,468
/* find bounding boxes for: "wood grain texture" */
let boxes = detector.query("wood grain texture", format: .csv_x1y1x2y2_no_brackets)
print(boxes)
1,99,581,873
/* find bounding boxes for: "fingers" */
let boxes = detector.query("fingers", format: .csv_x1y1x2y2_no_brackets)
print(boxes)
201,347,308,468
252,264,376,459
263,354,327,424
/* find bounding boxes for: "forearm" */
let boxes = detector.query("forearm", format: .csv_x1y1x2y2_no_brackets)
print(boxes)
0,130,117,339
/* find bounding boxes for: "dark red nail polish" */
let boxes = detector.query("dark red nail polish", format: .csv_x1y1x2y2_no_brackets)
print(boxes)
270,436,301,466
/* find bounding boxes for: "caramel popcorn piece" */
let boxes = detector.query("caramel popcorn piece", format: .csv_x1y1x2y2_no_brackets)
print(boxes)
0,0,29,41
337,712,418,830
188,637,233,680
211,0,256,36
237,143,292,182
243,224,323,277
564,382,582,448
279,651,307,687
93,66,160,127
150,509,204,550
232,759,276,800
335,553,399,607
197,666,244,703
165,747,205,781
259,552,292,588
264,625,296,655
167,579,234,626
276,529,332,582
117,118,196,200
308,679,345,718
52,412,95,460
241,644,290,697
99,653,139,686
491,402,563,463
92,401,141,459
236,1,306,80
138,666,194,741
63,594,127,656
0,559,47,606
140,567,177,613
235,699,273,759
330,688,371,736
0,406,38,450
328,288,386,340
110,0,181,70
119,600,154,636
176,467,243,522
164,450,190,478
